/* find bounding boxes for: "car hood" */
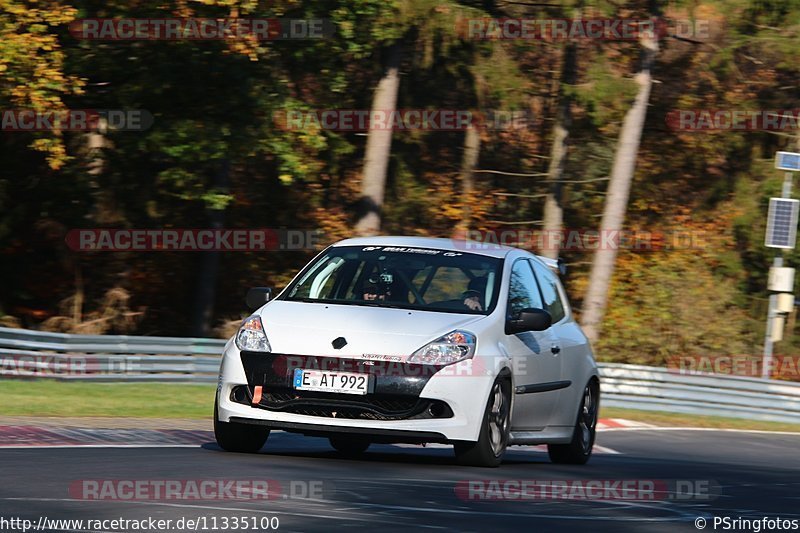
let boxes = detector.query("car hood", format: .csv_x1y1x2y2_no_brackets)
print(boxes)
257,300,486,358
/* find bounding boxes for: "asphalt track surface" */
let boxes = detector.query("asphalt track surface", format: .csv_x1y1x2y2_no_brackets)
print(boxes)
1,428,799,533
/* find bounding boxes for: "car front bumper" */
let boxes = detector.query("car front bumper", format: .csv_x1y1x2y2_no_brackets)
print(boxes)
216,342,503,442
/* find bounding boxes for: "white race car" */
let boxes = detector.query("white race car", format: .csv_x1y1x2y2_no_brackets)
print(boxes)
214,236,599,467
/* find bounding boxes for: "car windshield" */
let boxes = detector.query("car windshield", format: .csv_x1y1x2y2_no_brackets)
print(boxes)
282,245,503,315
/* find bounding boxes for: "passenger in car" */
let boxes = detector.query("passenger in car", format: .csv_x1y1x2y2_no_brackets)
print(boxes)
463,276,487,311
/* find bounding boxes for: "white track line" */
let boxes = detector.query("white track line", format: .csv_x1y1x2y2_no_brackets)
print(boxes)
591,445,621,454
387,443,621,454
599,427,800,436
0,442,622,454
0,444,200,449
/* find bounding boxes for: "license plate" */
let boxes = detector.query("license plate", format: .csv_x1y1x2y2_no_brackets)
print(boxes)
293,369,369,395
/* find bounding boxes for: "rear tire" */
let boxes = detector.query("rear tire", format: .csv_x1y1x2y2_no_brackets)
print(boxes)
214,399,270,453
454,378,511,468
548,379,599,465
329,436,370,456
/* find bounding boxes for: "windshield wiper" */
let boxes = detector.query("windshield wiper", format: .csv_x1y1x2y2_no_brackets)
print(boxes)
287,297,404,309
287,297,332,303
359,302,405,309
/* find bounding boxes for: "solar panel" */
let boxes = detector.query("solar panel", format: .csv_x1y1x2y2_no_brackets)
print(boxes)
765,198,800,249
776,151,800,172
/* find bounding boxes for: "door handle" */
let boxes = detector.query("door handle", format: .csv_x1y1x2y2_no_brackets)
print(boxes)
550,345,561,355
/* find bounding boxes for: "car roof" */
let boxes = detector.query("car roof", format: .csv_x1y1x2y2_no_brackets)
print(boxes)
331,236,559,272
333,236,512,258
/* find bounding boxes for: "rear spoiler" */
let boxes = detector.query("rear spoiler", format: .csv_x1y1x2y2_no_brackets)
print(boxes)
537,256,568,277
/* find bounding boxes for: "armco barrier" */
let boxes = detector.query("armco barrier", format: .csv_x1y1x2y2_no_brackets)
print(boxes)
598,362,800,424
1,327,800,423
0,327,224,382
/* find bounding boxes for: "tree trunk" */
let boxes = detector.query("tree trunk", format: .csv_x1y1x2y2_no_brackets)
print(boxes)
541,41,577,260
191,160,229,337
72,122,106,327
459,126,481,231
581,37,658,345
355,44,402,236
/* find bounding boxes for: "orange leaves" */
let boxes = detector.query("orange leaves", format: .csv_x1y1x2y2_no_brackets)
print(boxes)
0,0,85,168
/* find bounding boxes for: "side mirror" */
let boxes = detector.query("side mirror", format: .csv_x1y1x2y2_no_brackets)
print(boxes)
557,258,567,277
246,287,272,311
506,308,552,335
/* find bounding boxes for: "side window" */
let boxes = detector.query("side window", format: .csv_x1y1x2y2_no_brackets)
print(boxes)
530,260,566,323
507,259,544,317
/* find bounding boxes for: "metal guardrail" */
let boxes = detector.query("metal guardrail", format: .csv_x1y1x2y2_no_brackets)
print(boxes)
599,363,800,424
0,326,225,355
2,327,800,423
0,326,224,383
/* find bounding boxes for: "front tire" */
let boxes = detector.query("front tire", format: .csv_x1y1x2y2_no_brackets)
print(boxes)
214,399,270,453
548,379,599,465
454,378,511,467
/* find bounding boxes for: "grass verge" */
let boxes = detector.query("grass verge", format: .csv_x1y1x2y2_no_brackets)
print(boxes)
601,406,800,433
0,380,216,418
2,381,800,433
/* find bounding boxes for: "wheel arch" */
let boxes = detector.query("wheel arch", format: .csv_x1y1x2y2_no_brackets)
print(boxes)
496,363,514,413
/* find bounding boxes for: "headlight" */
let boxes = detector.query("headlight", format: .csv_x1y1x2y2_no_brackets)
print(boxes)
408,330,476,366
235,315,271,352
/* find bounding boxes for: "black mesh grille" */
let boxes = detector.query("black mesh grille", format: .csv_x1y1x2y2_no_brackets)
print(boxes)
230,386,452,421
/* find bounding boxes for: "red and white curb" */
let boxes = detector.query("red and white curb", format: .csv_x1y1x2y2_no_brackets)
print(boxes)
0,426,211,448
597,418,657,430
